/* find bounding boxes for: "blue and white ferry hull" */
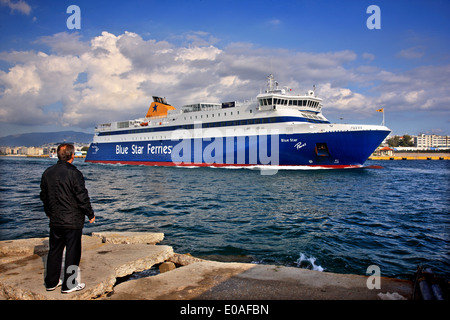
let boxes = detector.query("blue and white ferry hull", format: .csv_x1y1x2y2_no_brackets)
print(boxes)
86,125,390,168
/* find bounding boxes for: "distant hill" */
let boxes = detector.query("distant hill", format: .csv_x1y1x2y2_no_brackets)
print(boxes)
0,131,93,147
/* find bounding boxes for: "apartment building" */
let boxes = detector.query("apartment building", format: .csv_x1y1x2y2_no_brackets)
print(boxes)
415,134,450,148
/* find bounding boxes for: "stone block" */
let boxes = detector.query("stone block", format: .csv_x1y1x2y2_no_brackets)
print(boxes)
91,232,164,245
159,262,176,273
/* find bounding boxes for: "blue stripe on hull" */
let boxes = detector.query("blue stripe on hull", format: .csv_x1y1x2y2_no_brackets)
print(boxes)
86,130,390,167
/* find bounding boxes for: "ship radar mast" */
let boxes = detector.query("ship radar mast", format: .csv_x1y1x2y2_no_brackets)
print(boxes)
266,74,279,93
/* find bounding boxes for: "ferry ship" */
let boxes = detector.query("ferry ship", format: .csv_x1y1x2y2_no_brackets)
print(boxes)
85,75,390,169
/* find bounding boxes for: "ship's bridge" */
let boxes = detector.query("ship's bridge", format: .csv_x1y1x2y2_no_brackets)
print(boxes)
257,74,323,113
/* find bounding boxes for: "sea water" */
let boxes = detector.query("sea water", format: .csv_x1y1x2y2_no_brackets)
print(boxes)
0,156,448,279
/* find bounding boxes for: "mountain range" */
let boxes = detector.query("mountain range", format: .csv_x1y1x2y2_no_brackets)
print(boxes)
0,131,93,147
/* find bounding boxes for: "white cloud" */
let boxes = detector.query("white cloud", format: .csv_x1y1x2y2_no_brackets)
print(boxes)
397,46,425,59
0,0,31,15
362,52,375,61
38,32,89,56
176,46,222,61
268,19,281,26
318,83,373,113
0,31,448,131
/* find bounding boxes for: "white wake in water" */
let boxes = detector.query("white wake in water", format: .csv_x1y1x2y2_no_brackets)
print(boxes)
296,253,324,272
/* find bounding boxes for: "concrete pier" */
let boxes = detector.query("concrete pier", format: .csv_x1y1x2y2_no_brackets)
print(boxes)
0,233,172,300
0,232,414,300
369,153,450,160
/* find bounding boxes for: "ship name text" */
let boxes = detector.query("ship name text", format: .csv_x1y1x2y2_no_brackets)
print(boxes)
115,144,172,155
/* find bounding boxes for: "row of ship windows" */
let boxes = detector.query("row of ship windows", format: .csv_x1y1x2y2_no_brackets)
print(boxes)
184,110,247,120
98,116,329,137
259,98,320,108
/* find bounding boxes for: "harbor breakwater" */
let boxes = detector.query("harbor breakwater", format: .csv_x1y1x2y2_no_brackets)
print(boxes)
0,232,416,300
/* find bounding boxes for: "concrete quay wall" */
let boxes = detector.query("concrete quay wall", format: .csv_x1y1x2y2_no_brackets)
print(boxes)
0,232,414,300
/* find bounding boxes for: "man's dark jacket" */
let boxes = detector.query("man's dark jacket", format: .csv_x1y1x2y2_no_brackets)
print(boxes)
40,160,95,229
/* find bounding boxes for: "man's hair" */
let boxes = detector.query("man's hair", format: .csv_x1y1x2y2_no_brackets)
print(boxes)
57,143,75,161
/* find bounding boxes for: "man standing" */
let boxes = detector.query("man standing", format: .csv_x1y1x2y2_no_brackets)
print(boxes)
40,143,95,293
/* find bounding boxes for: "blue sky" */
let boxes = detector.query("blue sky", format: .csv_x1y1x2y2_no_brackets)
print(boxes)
0,0,449,137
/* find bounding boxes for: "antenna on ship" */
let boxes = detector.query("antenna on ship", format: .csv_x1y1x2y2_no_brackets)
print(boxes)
266,74,276,93
266,73,280,93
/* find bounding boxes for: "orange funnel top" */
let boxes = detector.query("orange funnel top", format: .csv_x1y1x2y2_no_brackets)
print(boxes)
146,96,176,118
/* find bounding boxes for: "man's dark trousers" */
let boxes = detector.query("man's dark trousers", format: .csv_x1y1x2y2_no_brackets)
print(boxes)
45,228,82,291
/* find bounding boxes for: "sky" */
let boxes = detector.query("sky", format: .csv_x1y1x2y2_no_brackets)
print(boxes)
0,0,449,137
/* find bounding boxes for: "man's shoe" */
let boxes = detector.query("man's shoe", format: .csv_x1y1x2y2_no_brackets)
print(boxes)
61,283,86,294
46,279,63,291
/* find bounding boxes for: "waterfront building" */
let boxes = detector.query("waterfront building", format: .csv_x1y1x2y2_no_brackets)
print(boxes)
376,146,394,156
415,134,450,149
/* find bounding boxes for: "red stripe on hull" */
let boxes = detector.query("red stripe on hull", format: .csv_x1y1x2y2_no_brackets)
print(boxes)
85,160,363,169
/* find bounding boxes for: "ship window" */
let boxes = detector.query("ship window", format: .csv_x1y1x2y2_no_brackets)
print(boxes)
117,121,129,129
